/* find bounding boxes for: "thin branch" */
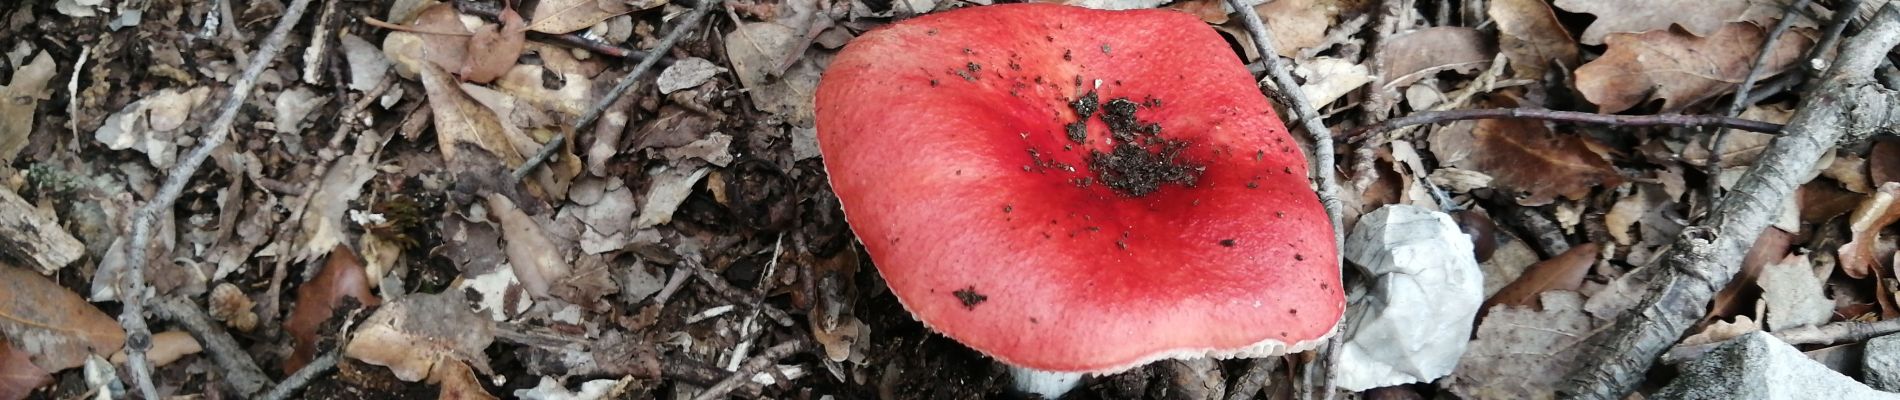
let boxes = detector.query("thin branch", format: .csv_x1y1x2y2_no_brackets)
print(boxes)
1556,5,1900,399
1224,356,1282,400
515,0,723,180
1705,0,1811,201
690,339,809,400
116,0,314,397
151,296,272,397
259,351,339,400
1225,1,1347,399
1341,109,1785,143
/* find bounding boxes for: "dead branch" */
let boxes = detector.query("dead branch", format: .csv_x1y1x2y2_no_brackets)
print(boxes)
690,339,809,400
1665,318,1900,362
1225,0,1349,398
516,0,723,180
260,351,339,400
116,0,315,397
1556,5,1900,399
1341,109,1785,143
1705,0,1811,200
152,296,272,397
1225,356,1282,400
0,186,84,274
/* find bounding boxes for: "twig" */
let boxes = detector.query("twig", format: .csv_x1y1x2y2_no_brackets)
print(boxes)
454,5,668,61
260,351,339,400
515,0,723,180
1664,318,1900,362
116,0,314,397
1225,1,1347,399
1801,0,1865,92
1224,356,1281,400
1704,0,1810,202
151,296,271,397
690,339,809,400
1341,109,1785,143
1556,5,1900,399
687,261,796,327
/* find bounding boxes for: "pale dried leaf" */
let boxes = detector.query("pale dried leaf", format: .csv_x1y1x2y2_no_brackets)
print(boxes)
381,4,470,78
1711,227,1794,320
93,87,211,168
1295,57,1372,107
1839,183,1900,279
1378,27,1495,89
431,359,498,400
635,166,711,228
1450,291,1597,400
1681,315,1762,347
514,376,623,400
273,87,331,135
657,57,726,94
726,22,822,126
0,263,125,372
1574,23,1812,113
295,151,376,263
1758,254,1832,330
528,0,642,34
344,291,495,382
1489,0,1579,79
487,193,571,298
341,34,392,92
0,51,55,164
420,63,525,166
1553,0,1815,45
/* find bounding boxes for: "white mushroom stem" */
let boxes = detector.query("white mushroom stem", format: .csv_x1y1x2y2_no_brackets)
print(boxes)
1008,366,1084,399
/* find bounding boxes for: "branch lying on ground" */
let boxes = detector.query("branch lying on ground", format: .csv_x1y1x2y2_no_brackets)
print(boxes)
690,339,809,400
1557,5,1900,399
116,0,315,397
1341,109,1785,143
1663,318,1900,362
152,296,271,397
1224,0,1347,399
1705,0,1811,201
515,0,724,180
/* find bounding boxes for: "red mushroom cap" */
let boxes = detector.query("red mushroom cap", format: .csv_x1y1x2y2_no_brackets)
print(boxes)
815,3,1342,373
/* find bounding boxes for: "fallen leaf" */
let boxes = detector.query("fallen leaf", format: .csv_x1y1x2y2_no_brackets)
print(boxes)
657,57,726,94
1553,0,1816,45
0,50,55,164
1483,243,1599,312
93,87,211,168
528,0,649,34
1450,291,1597,400
0,335,51,400
1710,227,1793,321
1254,0,1339,58
1681,315,1762,347
342,33,393,92
54,0,101,17
1294,57,1373,107
1759,253,1833,330
1574,23,1812,113
431,359,498,400
1489,0,1579,79
380,3,472,78
294,148,376,263
460,8,527,84
1821,152,1872,194
1872,139,1900,186
108,331,201,367
1443,118,1623,205
1840,182,1900,279
634,165,711,228
1799,180,1865,225
514,376,625,400
344,291,495,382
487,193,571,298
726,22,823,126
0,262,125,372
285,245,381,373
1377,27,1495,89
420,63,525,166
273,86,331,136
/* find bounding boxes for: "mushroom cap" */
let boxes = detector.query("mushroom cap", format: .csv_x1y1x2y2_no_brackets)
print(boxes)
815,3,1342,373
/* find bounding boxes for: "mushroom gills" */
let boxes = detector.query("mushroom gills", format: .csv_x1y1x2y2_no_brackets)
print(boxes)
1007,366,1085,399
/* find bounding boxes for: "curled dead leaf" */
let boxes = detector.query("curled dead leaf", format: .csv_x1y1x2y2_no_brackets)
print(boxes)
286,245,381,373
1488,0,1578,79
0,263,125,373
1840,183,1900,279
343,291,495,382
1574,23,1811,113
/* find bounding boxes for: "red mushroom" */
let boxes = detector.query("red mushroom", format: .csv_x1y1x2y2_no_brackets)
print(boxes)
816,3,1342,397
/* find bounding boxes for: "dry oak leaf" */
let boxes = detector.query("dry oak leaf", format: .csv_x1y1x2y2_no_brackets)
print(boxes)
461,7,528,84
1377,27,1496,89
343,291,496,382
1451,291,1597,400
1482,243,1599,314
1574,23,1812,113
1553,0,1816,45
380,3,472,78
0,335,51,400
1840,182,1900,280
285,245,381,373
0,263,124,372
1488,0,1579,79
420,63,526,167
528,0,655,34
1445,118,1623,205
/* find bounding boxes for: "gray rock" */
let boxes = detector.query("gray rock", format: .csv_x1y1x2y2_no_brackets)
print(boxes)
1866,333,1900,392
1655,332,1898,399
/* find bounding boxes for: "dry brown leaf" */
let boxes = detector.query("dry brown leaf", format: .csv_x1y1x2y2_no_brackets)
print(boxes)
1553,0,1815,45
1800,181,1866,225
1574,23,1812,113
726,22,824,126
419,63,525,167
487,193,571,298
1253,0,1336,57
1451,291,1597,399
0,335,51,400
1456,119,1623,205
0,263,125,372
108,331,201,367
1681,315,1762,347
1377,27,1496,89
1840,182,1900,279
343,291,495,382
286,245,382,373
1872,139,1900,186
1489,0,1579,79
431,359,498,400
1758,253,1833,330
1483,243,1599,313
527,0,640,34
1710,227,1793,320
381,3,472,78
460,8,527,84
0,51,55,165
